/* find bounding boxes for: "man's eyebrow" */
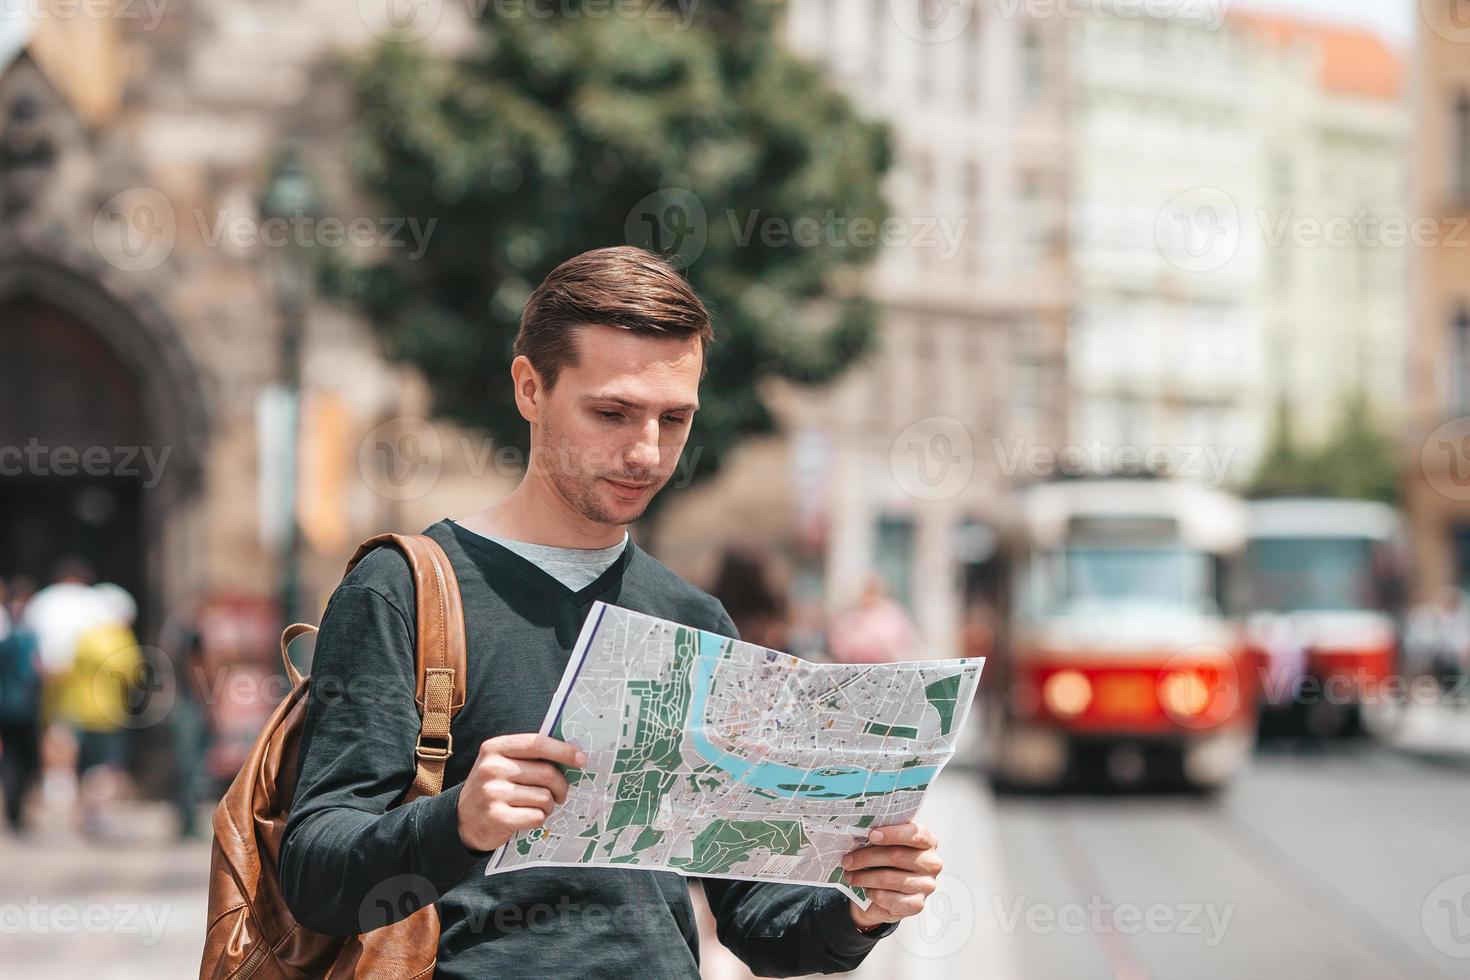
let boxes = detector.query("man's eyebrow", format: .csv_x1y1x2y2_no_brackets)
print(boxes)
582,395,700,413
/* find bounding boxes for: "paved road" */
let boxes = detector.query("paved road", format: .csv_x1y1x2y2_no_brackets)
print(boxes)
989,742,1470,980
4,738,1470,979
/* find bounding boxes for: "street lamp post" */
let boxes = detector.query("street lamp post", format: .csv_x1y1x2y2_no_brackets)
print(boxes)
259,145,323,630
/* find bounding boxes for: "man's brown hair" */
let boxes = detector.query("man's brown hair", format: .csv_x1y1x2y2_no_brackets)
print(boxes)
513,246,714,390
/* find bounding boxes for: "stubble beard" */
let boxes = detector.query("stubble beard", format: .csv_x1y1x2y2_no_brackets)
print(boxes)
541,414,659,528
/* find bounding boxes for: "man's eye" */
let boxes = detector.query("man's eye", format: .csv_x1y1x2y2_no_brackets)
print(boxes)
595,410,623,420
662,415,689,425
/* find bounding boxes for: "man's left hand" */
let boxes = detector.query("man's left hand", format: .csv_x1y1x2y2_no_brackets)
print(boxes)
841,821,942,931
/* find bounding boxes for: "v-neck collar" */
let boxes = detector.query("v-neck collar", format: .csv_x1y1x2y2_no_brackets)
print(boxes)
442,517,634,606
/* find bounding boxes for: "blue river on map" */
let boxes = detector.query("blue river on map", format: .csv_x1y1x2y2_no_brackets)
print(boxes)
685,631,940,798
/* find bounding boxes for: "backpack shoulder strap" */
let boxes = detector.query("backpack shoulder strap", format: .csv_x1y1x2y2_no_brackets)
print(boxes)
344,532,468,801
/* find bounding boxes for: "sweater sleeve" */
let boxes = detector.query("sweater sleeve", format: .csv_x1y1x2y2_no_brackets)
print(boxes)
278,579,486,936
701,878,896,976
695,600,897,976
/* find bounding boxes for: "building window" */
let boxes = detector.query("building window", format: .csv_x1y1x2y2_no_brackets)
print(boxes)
1271,156,1293,199
964,8,982,109
963,161,982,273
1012,319,1044,432
915,318,937,362
1017,170,1046,262
1020,25,1044,103
912,152,934,270
870,0,886,88
874,515,917,612
1453,305,1470,413
870,338,892,429
916,16,936,102
822,0,840,55
1454,91,1470,203
1455,525,1470,594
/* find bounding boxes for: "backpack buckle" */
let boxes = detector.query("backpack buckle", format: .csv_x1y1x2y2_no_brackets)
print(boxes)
415,733,453,761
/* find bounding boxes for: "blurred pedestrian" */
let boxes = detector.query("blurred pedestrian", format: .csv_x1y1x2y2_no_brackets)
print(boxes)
1404,585,1470,702
169,619,213,839
960,597,999,662
827,573,922,664
23,559,102,817
708,546,790,652
6,575,36,619
0,580,43,833
22,556,100,676
53,582,144,837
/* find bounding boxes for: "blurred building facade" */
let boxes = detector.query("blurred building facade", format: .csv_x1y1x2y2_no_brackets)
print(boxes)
675,1,1408,657
764,0,1071,659
0,0,1415,669
0,7,501,649
1233,11,1408,448
1070,7,1407,479
1068,8,1266,475
1407,1,1470,600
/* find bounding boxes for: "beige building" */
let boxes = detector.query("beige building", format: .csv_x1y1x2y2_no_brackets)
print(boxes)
1406,2,1470,599
0,1,1064,668
1066,7,1408,483
1067,7,1267,478
2,1,1416,670
0,5,511,650
727,0,1073,658
1232,10,1409,447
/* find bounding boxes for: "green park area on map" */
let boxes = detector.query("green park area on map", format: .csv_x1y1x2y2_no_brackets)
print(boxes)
487,601,984,905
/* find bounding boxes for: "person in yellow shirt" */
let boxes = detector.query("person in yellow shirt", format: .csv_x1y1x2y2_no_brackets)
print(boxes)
51,583,142,837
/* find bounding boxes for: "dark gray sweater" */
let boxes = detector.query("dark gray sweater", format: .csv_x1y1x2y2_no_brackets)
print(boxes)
279,518,895,978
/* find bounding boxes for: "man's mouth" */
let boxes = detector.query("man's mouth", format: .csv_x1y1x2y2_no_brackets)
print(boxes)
604,477,655,496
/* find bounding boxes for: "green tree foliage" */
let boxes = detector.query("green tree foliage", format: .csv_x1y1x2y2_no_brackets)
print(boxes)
1314,393,1400,503
333,1,892,512
1247,393,1399,504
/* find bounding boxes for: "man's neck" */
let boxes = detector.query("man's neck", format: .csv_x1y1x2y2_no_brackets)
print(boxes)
457,471,627,550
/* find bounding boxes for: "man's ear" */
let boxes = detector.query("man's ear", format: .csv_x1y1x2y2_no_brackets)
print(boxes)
510,355,543,423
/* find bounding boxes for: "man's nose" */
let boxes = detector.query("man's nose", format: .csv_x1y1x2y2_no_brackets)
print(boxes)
623,418,662,471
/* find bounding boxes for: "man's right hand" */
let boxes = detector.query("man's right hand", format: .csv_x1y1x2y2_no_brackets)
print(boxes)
456,732,587,852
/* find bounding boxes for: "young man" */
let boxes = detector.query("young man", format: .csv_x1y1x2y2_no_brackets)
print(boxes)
280,246,944,977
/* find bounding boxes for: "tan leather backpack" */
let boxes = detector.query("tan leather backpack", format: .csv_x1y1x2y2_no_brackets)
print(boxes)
200,533,468,979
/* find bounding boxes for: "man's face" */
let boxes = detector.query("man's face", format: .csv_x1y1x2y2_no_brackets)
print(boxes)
524,323,702,527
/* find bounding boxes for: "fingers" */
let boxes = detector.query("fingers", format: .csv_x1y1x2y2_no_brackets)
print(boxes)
488,801,551,831
490,732,588,768
845,868,938,895
843,844,943,875
482,757,570,803
464,772,557,815
862,888,927,919
492,781,558,812
867,822,936,849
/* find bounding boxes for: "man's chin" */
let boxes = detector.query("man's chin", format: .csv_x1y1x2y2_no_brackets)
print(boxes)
600,495,653,526
583,488,656,527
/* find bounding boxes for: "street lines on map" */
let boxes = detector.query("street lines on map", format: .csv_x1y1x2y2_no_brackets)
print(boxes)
486,601,984,908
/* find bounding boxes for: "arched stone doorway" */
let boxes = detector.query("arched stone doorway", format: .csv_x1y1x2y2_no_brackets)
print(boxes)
0,239,211,646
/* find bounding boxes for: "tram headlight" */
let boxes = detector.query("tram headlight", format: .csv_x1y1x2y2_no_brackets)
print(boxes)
1159,670,1211,717
1042,669,1092,718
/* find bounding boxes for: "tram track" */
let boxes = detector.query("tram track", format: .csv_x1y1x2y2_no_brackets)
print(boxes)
1200,781,1459,980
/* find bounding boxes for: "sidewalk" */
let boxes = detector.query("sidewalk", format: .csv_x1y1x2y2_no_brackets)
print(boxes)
0,799,211,978
1369,696,1470,766
1,720,1015,979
